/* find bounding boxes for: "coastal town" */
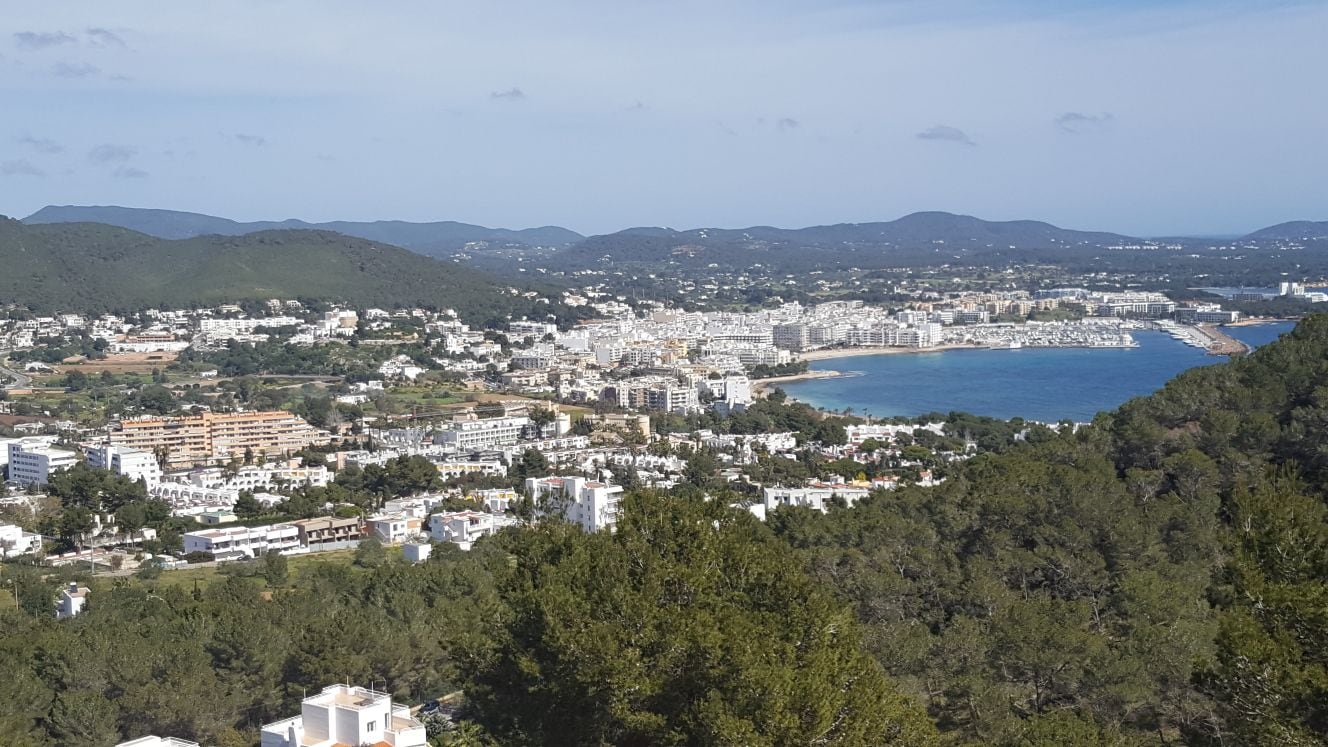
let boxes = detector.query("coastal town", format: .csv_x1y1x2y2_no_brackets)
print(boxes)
0,277,1309,746
1,281,1274,564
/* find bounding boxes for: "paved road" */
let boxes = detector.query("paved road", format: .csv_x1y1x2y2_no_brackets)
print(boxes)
0,357,33,389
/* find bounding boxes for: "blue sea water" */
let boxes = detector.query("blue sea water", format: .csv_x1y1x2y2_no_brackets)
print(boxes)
779,322,1295,422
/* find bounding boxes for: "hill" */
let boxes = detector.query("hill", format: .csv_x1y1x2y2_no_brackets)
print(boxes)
1243,219,1328,241
23,205,584,256
0,217,565,322
547,211,1135,272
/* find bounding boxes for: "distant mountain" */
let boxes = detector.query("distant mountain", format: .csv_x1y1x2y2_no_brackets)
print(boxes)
23,205,584,256
1243,220,1328,241
548,211,1135,271
0,217,566,323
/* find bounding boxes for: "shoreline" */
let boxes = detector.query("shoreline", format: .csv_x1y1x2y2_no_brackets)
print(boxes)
797,343,977,362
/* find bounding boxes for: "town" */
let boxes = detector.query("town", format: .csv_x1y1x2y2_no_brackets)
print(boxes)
0,281,1309,747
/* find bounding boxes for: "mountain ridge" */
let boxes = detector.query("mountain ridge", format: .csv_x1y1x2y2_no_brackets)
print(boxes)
22,205,585,256
0,216,572,323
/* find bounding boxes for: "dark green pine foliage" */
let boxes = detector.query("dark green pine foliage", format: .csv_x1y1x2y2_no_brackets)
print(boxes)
461,490,938,746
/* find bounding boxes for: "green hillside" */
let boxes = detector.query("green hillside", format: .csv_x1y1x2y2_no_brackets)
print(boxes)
0,217,560,322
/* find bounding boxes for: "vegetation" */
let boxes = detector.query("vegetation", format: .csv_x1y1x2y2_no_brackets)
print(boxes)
8,315,1328,744
0,217,590,326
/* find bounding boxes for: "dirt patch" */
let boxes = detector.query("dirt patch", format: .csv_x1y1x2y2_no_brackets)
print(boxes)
56,352,180,374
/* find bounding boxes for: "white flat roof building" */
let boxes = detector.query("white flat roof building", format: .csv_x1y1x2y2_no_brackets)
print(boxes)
260,684,426,747
86,444,163,489
526,476,624,533
0,523,43,558
57,581,90,619
116,737,202,747
183,523,299,561
6,439,78,486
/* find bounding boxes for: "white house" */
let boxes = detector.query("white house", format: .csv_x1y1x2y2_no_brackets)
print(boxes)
0,523,43,558
260,684,426,747
116,737,201,747
427,510,514,550
56,582,90,619
761,482,872,514
525,475,624,532
366,513,424,544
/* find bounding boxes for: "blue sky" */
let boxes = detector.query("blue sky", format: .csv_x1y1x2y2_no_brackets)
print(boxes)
1,0,1324,236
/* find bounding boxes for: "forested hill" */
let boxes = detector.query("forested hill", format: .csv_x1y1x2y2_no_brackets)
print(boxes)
1243,219,1328,241
23,205,585,255
769,316,1328,744
0,217,569,323
546,211,1136,271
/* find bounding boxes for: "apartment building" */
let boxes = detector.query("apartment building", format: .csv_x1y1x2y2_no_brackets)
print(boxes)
85,444,162,488
526,476,624,532
183,523,300,561
433,416,529,451
761,483,872,514
6,439,78,485
292,516,363,547
110,411,329,468
261,684,426,747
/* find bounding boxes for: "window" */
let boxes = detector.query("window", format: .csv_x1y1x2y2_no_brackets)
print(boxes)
367,720,376,732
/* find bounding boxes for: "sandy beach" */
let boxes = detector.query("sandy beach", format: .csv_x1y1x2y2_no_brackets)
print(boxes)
1224,317,1298,327
751,369,845,395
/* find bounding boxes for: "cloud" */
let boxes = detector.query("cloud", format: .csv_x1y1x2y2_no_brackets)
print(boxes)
916,125,976,146
86,28,127,48
776,117,799,131
89,144,136,163
1,159,45,177
1056,111,1114,134
51,61,100,78
234,133,267,146
491,87,525,100
17,135,64,154
13,31,76,49
112,166,149,179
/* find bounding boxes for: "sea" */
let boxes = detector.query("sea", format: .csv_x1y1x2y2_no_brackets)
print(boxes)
779,322,1296,423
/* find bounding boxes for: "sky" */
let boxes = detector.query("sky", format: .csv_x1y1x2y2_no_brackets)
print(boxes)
1,0,1325,237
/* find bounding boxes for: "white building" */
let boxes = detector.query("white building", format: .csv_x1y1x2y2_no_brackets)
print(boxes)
116,737,201,747
183,523,300,561
427,510,514,550
0,523,43,558
260,684,426,747
434,416,530,451
6,439,78,486
525,476,624,532
761,483,872,514
86,445,162,489
57,582,90,619
366,513,424,544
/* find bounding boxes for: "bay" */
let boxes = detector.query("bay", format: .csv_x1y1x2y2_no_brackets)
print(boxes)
779,321,1296,422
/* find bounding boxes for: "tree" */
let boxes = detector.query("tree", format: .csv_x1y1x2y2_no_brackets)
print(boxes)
354,536,388,568
263,550,289,587
232,491,262,519
461,491,937,746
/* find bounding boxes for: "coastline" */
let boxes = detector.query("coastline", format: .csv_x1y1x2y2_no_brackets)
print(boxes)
752,369,845,396
797,343,977,362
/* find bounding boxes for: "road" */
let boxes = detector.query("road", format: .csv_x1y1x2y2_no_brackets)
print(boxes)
0,356,33,389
